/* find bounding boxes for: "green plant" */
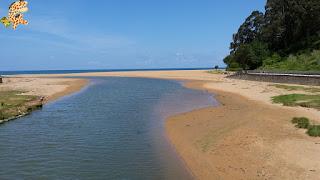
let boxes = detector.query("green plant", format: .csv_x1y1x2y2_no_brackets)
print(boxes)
291,117,310,129
307,125,320,137
271,84,320,93
261,50,320,71
224,0,320,71
0,91,41,121
291,117,320,137
272,94,320,110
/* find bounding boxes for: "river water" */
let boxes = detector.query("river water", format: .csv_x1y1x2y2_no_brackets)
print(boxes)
0,77,217,179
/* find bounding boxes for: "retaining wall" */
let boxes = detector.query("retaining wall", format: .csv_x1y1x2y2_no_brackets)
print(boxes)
228,73,320,86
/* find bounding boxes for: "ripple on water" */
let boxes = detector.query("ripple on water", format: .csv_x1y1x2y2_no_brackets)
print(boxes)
0,77,217,179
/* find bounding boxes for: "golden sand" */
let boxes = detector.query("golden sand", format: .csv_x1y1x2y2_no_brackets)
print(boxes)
17,70,320,179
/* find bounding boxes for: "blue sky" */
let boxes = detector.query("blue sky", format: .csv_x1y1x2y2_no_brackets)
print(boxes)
0,0,265,71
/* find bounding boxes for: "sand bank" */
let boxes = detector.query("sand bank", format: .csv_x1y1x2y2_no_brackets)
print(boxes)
22,70,320,179
168,81,320,179
0,77,88,103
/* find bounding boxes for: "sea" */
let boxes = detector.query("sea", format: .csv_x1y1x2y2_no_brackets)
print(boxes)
0,68,212,76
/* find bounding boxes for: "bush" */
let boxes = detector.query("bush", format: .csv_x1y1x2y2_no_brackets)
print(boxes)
307,125,320,137
224,41,270,70
291,117,320,137
261,50,320,71
291,117,310,129
261,53,283,67
224,54,241,71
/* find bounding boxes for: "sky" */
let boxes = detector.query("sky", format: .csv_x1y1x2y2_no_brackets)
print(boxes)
0,0,265,71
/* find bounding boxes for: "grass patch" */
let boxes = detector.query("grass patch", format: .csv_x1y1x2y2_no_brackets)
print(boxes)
291,117,320,137
307,125,320,137
271,84,320,93
0,91,42,121
272,94,320,110
292,117,310,129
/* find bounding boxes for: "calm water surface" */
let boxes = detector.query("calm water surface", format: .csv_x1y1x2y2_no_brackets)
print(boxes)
0,77,217,179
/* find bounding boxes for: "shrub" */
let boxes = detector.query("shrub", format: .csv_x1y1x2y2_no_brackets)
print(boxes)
307,125,320,137
261,50,320,71
291,117,310,129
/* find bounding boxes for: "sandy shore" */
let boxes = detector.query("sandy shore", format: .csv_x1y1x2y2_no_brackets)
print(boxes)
19,70,320,179
0,77,88,103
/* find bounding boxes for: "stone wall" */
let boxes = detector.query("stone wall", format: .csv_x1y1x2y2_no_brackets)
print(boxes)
228,73,320,86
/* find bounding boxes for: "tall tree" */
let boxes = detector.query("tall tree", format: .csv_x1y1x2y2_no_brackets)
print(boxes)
263,0,320,52
224,0,320,70
230,11,265,53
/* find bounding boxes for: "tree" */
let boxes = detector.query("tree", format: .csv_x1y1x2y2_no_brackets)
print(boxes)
233,44,253,70
228,41,270,70
230,11,265,53
224,0,320,71
223,54,241,71
263,0,320,53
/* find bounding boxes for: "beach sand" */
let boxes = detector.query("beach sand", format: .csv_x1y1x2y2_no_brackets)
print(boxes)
168,81,320,179
18,70,320,179
0,77,88,103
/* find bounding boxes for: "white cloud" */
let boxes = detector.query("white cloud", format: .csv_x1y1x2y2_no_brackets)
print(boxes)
15,15,137,54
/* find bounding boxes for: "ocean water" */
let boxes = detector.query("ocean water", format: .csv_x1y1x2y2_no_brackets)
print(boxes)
0,68,212,75
0,77,217,179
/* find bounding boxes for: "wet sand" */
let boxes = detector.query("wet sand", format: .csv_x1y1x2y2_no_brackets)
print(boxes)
17,70,320,179
168,81,320,179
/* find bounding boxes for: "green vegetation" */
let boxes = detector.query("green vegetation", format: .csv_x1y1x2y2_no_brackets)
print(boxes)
224,0,320,71
261,50,320,71
291,117,310,129
271,84,320,93
291,117,320,137
272,94,320,110
307,125,320,137
0,91,42,122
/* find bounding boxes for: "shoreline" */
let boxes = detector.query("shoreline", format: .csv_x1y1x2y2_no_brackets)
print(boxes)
0,77,89,124
45,78,89,103
168,80,320,179
13,70,320,179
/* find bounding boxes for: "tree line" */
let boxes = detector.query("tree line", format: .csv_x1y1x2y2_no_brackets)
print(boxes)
224,0,320,71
